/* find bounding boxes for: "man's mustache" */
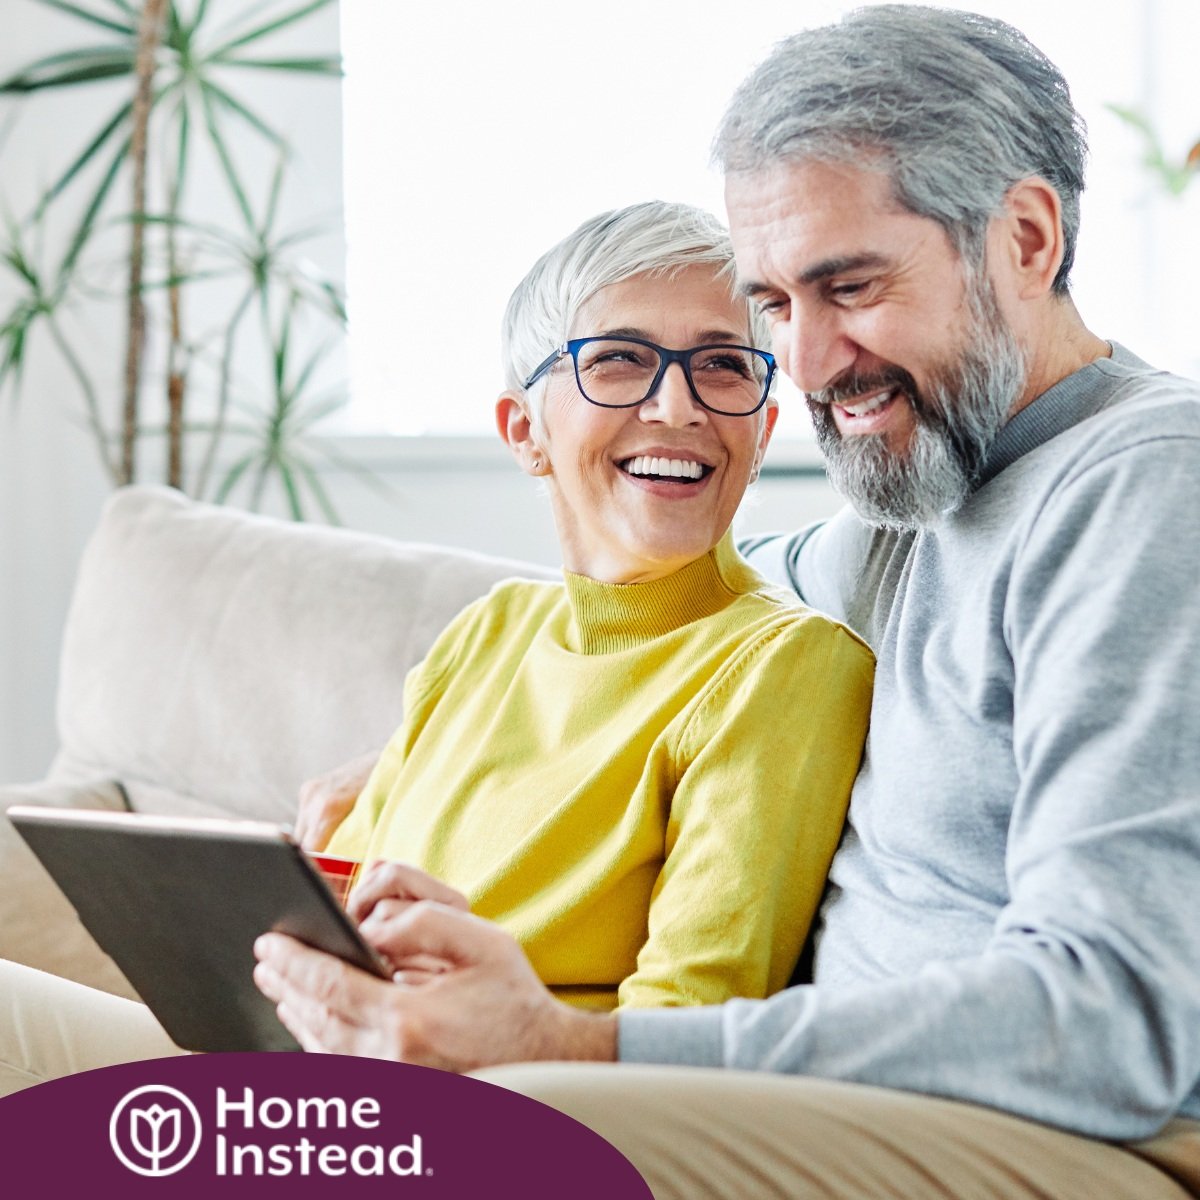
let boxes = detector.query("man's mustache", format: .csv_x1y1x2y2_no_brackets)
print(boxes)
806,365,921,411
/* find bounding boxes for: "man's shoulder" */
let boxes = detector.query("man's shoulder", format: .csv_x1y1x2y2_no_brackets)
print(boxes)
1000,349,1200,494
1086,343,1200,426
1058,357,1200,472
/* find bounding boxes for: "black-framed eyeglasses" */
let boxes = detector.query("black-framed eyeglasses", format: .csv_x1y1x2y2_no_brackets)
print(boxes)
522,336,776,417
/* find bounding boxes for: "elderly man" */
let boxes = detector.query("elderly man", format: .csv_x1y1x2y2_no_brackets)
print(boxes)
255,7,1200,1197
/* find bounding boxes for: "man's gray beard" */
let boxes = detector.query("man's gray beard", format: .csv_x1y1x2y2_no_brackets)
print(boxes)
808,283,1027,531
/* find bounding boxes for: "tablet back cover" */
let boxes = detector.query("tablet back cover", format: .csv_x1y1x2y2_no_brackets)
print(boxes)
8,812,365,1052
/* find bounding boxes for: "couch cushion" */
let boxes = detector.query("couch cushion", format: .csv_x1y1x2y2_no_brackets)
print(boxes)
0,780,139,998
52,487,556,823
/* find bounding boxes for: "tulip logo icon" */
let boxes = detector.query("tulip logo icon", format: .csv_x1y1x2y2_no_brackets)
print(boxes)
109,1085,203,1177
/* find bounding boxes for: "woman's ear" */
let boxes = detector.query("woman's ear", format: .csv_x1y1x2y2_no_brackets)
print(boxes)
496,391,550,476
749,402,780,483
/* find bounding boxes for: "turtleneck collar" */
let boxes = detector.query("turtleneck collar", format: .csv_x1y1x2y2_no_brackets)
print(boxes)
561,531,755,655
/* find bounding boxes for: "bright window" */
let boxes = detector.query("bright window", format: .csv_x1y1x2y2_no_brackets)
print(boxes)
340,0,1197,437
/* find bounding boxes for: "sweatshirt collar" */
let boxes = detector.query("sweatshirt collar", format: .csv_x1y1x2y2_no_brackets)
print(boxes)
976,342,1150,486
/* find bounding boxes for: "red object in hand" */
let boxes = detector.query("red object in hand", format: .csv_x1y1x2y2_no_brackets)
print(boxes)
307,852,361,908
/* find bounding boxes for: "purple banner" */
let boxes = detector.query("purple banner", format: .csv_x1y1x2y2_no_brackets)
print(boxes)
0,1052,652,1197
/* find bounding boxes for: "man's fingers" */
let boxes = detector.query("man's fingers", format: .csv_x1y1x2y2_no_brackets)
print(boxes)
357,900,502,969
254,933,397,1055
276,1001,331,1053
348,861,470,923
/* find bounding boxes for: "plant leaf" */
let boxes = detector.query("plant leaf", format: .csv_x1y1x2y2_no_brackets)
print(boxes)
261,148,287,239
169,89,191,209
214,449,259,504
1105,102,1155,139
274,304,292,395
0,48,135,92
198,82,256,230
30,0,135,36
141,265,239,289
210,55,341,75
208,0,335,57
292,456,340,523
287,331,337,405
199,77,286,146
249,459,271,510
186,0,213,38
60,131,131,276
275,456,306,519
163,0,186,53
32,98,131,219
311,437,398,506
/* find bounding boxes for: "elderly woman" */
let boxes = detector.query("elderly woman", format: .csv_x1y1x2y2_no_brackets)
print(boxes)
309,201,873,1012
0,202,870,1094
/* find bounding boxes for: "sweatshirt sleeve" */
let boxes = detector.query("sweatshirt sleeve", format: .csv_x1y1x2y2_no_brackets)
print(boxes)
616,616,874,1009
621,435,1200,1138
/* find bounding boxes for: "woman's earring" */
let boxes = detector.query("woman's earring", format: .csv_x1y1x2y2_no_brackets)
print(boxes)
531,457,541,471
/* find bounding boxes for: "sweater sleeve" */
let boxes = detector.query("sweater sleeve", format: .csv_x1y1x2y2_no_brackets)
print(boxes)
616,617,874,1009
620,436,1200,1137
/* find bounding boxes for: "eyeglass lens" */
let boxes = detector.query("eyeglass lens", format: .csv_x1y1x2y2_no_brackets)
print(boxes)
573,339,768,414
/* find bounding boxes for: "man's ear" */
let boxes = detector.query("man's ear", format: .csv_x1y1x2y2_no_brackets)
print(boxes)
496,391,550,476
997,176,1065,299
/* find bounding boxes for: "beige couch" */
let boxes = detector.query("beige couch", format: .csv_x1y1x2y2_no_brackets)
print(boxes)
0,485,555,999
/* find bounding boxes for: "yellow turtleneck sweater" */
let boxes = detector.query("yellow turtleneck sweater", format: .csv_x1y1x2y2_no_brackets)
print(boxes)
329,534,874,1011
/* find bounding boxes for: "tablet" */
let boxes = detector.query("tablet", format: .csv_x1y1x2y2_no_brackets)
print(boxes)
6,806,391,1053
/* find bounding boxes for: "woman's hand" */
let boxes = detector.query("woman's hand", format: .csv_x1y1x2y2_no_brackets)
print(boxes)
294,750,378,850
253,905,617,1070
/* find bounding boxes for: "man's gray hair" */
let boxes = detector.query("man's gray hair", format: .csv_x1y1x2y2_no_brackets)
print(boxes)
714,5,1088,293
501,201,770,409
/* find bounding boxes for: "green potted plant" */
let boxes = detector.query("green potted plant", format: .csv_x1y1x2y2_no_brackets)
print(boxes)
0,0,353,519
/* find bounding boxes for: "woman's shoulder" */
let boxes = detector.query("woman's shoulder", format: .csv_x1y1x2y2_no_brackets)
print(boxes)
478,575,565,615
418,576,566,682
671,590,875,760
726,581,874,665
441,576,566,642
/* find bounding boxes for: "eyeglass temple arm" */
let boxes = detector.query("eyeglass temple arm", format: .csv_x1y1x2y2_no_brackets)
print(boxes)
522,343,569,390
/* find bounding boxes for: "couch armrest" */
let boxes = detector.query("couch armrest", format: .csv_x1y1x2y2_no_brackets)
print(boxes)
0,781,139,999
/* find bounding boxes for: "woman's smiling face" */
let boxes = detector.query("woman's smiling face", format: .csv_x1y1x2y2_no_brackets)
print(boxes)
501,263,777,584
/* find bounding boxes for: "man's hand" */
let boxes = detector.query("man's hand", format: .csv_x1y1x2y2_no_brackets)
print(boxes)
253,903,618,1071
294,750,378,850
349,860,470,976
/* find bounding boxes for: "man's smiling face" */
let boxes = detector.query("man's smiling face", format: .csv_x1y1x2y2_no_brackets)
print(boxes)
725,159,1027,528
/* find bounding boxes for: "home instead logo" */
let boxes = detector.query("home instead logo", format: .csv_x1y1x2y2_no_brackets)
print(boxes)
107,1083,427,1180
109,1084,203,1177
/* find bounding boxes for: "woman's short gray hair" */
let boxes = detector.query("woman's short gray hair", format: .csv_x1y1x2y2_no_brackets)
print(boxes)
714,5,1088,294
501,201,770,410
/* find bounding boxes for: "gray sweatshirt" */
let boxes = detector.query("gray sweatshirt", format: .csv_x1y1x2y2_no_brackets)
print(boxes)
617,344,1200,1139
